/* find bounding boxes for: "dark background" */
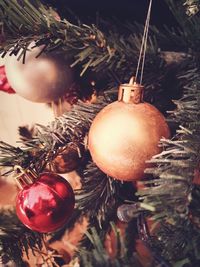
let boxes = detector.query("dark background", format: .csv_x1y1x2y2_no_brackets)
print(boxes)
43,0,178,28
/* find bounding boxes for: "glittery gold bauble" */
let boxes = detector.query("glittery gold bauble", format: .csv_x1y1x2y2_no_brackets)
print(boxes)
5,42,74,103
51,144,83,174
88,83,170,181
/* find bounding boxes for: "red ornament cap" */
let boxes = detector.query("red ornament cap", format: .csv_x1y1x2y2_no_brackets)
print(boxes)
16,172,75,233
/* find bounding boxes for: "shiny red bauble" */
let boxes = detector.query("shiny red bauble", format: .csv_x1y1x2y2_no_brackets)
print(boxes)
16,172,75,233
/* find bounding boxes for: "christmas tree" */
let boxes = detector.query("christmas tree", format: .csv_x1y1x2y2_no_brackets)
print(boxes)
1,0,200,266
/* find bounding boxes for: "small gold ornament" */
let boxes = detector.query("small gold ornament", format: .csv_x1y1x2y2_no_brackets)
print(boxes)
49,143,84,174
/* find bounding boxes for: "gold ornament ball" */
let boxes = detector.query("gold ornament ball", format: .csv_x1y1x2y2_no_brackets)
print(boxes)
5,42,74,103
88,85,170,181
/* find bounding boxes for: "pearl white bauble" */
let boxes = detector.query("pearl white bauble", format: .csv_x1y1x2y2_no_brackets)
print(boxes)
5,43,74,103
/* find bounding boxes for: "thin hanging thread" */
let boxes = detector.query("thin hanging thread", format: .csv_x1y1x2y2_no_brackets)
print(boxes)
140,0,152,85
135,0,153,85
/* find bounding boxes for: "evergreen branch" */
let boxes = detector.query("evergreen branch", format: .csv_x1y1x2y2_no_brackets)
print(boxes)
137,215,171,267
0,91,115,174
0,140,49,176
136,69,200,264
0,0,60,36
139,69,200,222
165,0,200,50
152,220,200,264
183,0,200,16
0,0,168,79
0,0,194,117
0,209,43,266
0,63,187,173
35,98,109,151
0,141,32,171
76,163,126,226
2,2,200,266
78,225,141,267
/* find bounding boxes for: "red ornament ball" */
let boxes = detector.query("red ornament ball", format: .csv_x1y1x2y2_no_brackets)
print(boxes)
16,172,75,233
0,66,15,94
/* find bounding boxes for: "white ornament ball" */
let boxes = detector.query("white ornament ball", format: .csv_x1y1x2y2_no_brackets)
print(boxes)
5,43,74,103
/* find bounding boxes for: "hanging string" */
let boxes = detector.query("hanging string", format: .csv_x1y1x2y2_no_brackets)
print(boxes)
140,0,152,85
135,0,153,85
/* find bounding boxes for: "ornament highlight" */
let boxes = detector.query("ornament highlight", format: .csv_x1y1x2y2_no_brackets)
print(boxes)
5,42,74,103
88,82,170,181
16,170,75,233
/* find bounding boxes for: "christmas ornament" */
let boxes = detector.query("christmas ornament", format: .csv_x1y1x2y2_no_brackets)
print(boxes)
50,143,84,174
88,82,170,181
117,203,141,223
0,66,15,94
5,42,74,103
15,169,75,233
117,202,155,223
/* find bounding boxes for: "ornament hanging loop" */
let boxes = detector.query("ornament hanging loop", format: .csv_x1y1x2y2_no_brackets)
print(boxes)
14,165,38,189
118,76,144,104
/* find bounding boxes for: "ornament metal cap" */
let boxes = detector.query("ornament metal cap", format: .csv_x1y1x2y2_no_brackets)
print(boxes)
14,165,38,189
118,77,144,104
